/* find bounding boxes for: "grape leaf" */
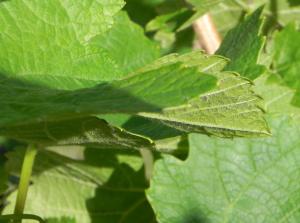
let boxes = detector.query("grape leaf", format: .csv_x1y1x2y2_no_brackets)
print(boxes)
139,51,270,137
3,149,157,223
217,7,266,80
272,24,300,107
0,59,216,128
147,74,300,222
146,8,190,32
101,51,270,139
0,1,218,129
273,24,300,89
0,0,269,142
0,0,126,88
254,74,300,117
123,0,160,27
145,8,194,50
147,115,300,223
0,117,154,150
90,12,160,77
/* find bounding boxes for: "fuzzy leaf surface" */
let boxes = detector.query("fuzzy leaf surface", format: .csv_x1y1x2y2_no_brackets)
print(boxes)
0,117,154,149
139,51,270,137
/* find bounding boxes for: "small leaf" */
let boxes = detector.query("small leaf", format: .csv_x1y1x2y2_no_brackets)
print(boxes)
217,7,266,80
273,24,300,89
272,24,300,107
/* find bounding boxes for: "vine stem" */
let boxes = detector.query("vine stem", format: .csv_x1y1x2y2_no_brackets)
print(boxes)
193,13,221,54
13,144,38,223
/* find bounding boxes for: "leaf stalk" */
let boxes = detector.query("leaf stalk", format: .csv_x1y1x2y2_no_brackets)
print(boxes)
13,144,38,223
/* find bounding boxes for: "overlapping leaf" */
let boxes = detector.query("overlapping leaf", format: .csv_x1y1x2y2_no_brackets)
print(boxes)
272,24,300,107
147,115,300,223
0,58,216,127
0,0,223,144
0,117,154,149
139,51,270,137
0,0,270,147
254,74,300,117
217,8,266,80
3,149,157,223
210,0,300,35
147,65,300,222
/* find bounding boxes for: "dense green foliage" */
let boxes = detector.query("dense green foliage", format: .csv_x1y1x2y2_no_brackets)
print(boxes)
0,0,299,222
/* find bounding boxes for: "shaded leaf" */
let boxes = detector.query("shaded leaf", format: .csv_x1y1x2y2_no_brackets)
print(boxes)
0,1,218,129
0,117,154,150
0,53,217,128
0,155,7,194
46,217,76,223
3,149,156,223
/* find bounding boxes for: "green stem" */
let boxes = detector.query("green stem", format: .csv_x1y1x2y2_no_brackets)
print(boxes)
13,144,38,223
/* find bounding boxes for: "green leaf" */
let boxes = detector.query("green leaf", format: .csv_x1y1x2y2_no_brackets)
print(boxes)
254,73,300,117
0,0,126,88
209,1,246,36
147,115,300,223
0,1,220,130
273,24,300,89
0,155,7,194
90,12,160,76
186,0,222,9
288,0,300,7
0,117,154,149
206,0,300,36
217,7,266,80
123,0,160,27
139,51,270,137
0,52,216,128
3,149,156,223
146,9,189,32
46,217,76,223
272,24,300,107
145,8,194,50
0,0,270,141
